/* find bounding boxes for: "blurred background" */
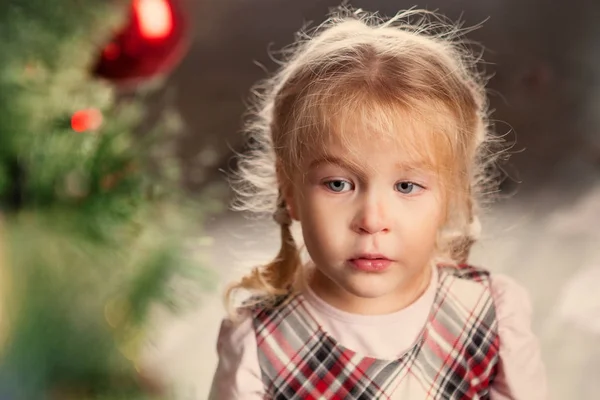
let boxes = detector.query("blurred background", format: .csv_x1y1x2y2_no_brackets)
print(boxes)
2,0,600,399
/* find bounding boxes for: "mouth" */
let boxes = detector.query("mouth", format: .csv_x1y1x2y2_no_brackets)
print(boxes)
350,253,391,261
348,254,393,272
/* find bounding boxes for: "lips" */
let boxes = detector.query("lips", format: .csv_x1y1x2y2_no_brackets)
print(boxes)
349,254,392,272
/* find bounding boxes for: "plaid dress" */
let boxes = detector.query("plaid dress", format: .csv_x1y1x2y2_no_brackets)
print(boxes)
250,265,500,399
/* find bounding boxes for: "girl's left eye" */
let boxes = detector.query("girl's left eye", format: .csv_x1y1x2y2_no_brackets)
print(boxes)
395,181,424,194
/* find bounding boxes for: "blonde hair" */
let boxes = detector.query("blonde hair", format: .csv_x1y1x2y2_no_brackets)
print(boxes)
226,8,500,313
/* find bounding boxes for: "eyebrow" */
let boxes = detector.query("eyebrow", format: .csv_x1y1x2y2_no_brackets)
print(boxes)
308,156,431,175
308,156,366,178
309,156,353,170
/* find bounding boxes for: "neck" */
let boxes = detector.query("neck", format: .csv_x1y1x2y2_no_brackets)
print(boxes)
308,264,433,316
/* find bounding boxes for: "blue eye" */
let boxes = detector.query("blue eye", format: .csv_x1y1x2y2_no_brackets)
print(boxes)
325,180,353,193
395,181,423,194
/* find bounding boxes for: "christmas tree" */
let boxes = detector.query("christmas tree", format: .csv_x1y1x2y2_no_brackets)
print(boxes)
0,1,211,398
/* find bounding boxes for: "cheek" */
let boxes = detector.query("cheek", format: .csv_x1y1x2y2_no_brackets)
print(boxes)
300,217,338,264
403,197,444,243
296,186,338,221
299,196,338,237
298,193,348,253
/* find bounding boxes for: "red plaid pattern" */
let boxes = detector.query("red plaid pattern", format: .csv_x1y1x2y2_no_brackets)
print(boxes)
250,265,499,399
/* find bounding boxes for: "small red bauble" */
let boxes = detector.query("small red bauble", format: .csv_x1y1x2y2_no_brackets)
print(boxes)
71,108,103,133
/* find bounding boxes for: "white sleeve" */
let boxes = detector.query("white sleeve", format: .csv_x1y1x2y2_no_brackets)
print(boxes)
207,312,265,400
489,274,548,400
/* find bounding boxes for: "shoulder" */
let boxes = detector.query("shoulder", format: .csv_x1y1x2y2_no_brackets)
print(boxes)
488,273,533,320
439,266,538,339
209,292,301,399
438,264,530,301
487,273,538,344
215,309,257,361
487,273,539,354
437,264,494,302
209,310,265,399
240,289,297,311
439,265,534,323
239,291,300,325
486,274,548,399
435,264,499,336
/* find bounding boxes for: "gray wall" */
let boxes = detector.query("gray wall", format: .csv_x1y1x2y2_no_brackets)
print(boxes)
166,0,600,204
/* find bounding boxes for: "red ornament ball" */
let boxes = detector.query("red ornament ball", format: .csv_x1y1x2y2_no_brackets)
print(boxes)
136,0,174,39
71,108,103,133
93,0,190,84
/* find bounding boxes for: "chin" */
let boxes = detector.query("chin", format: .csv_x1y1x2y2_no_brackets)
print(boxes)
342,277,397,299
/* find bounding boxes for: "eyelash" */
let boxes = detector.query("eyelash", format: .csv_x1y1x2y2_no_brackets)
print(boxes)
322,179,425,194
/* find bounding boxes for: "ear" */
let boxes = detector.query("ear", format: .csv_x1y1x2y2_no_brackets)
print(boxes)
284,188,300,221
276,159,300,221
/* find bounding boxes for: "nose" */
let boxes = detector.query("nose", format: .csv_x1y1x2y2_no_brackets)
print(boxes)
351,193,390,235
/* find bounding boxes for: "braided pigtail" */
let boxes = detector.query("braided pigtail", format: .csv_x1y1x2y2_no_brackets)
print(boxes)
225,197,302,315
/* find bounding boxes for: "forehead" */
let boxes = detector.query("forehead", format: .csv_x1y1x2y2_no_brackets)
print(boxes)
300,98,455,174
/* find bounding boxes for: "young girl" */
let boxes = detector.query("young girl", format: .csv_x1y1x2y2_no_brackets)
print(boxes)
209,9,547,399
